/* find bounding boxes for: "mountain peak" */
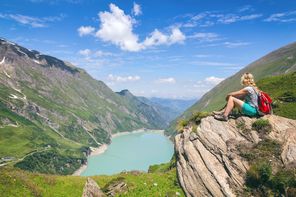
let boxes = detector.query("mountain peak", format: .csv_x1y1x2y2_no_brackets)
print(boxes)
0,38,79,74
116,89,134,97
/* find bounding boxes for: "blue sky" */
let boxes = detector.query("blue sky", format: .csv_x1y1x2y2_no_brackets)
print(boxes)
1,0,296,99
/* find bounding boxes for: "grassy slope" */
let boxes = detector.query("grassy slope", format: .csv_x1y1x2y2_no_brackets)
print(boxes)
166,42,296,135
0,164,184,197
256,72,296,119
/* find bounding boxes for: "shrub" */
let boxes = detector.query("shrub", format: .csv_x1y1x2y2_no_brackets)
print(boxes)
246,161,272,187
238,139,281,162
271,169,296,195
252,119,272,134
189,112,210,125
176,119,189,132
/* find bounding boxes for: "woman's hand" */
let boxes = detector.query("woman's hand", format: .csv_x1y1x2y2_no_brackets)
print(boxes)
226,89,248,100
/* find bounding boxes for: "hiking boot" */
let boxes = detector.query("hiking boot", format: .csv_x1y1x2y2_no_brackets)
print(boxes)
212,110,224,115
214,114,228,121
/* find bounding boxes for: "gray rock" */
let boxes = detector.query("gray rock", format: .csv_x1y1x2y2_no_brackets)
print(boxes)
175,115,296,197
82,178,106,197
103,177,128,196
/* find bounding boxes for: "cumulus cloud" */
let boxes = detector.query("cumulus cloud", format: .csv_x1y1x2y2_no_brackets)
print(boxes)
95,3,143,52
205,76,225,85
169,28,186,44
132,2,142,16
143,27,185,47
78,49,92,56
193,76,225,94
155,77,176,84
80,3,186,52
78,26,95,36
108,74,141,82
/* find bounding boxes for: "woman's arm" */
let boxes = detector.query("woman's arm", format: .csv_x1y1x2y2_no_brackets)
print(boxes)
226,88,248,100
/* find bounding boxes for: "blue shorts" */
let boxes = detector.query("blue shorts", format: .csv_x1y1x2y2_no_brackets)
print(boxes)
242,102,258,117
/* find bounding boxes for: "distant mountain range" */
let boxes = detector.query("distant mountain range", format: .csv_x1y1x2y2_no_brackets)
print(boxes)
0,38,188,174
167,41,296,135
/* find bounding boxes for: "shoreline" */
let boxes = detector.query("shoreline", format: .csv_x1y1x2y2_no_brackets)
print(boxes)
111,128,164,138
72,144,108,176
72,129,165,176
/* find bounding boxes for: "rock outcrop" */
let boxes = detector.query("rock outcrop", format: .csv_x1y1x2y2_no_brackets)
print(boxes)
82,178,106,197
175,115,296,197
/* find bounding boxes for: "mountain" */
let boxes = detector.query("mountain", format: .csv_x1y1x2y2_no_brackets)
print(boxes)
0,38,168,174
115,89,170,128
148,97,196,115
167,41,296,135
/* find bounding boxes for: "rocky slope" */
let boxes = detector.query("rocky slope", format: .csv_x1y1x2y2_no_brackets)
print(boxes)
168,41,296,135
175,115,296,196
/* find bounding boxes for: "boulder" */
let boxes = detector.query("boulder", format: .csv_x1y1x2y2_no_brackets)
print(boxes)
175,115,296,197
82,178,106,197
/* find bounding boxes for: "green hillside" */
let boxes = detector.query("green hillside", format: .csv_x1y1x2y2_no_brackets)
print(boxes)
0,38,170,174
166,42,296,135
0,158,184,197
257,72,296,119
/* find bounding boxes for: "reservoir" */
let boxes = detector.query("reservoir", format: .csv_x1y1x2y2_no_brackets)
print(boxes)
81,130,174,176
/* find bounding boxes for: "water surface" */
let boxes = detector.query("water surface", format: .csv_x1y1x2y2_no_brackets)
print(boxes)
81,131,174,176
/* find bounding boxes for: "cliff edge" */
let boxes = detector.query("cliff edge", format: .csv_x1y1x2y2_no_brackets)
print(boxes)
175,115,296,197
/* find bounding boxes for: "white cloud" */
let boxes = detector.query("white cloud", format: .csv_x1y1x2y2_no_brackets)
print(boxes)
182,11,262,27
94,50,113,57
0,13,65,28
264,11,296,22
200,41,250,48
95,3,143,52
205,76,225,85
108,74,141,82
217,14,262,24
132,2,142,16
189,32,220,42
193,76,225,95
155,77,176,84
80,3,186,52
169,27,186,44
143,29,168,47
78,26,95,36
194,61,236,66
78,49,92,56
142,27,185,47
238,5,253,13
223,41,250,48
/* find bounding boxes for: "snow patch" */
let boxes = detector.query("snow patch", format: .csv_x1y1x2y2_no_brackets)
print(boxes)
0,57,5,65
4,70,11,78
9,93,26,100
9,94,19,99
16,47,28,57
33,59,42,65
6,40,16,45
12,87,21,93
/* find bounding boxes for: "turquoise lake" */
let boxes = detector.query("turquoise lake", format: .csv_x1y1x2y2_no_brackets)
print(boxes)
81,131,174,176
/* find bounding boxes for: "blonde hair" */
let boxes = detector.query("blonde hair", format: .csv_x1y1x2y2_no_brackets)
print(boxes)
241,72,257,87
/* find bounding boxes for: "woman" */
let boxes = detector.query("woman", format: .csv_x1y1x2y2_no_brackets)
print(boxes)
214,72,259,121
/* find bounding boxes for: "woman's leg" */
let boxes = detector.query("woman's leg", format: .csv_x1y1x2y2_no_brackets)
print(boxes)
223,96,244,116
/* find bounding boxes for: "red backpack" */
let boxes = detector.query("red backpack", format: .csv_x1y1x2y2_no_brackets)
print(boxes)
257,91,273,115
